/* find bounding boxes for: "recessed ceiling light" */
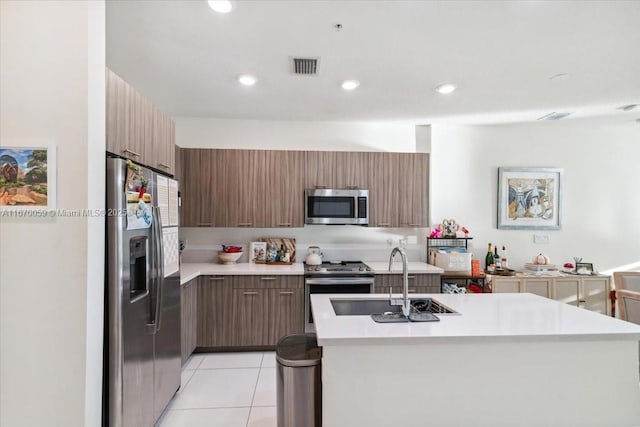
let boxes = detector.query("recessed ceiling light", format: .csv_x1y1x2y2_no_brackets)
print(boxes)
238,74,257,86
341,80,360,91
208,0,233,13
435,83,457,95
549,73,570,81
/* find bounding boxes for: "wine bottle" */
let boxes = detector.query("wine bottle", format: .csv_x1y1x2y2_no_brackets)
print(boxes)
485,243,494,271
501,245,508,269
494,245,502,270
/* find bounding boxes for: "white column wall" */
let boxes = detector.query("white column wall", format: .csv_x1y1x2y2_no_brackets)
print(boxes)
0,2,105,426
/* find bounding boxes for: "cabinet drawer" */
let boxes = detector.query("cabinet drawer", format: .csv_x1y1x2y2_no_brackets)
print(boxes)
233,275,303,289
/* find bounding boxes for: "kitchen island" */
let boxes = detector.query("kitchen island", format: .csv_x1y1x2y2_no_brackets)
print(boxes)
311,293,640,427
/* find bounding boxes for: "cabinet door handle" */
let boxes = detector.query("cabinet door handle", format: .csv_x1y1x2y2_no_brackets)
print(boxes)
278,223,292,227
198,222,212,226
313,185,327,189
403,223,420,227
243,291,259,295
260,277,277,281
158,162,170,169
279,291,294,295
123,148,141,157
237,222,252,227
407,275,416,280
377,223,391,227
208,277,225,281
345,185,359,189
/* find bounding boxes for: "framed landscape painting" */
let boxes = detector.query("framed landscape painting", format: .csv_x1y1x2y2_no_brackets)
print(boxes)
497,167,563,230
0,146,56,210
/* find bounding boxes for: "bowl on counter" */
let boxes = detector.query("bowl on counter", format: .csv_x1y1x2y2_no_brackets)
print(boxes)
218,251,243,264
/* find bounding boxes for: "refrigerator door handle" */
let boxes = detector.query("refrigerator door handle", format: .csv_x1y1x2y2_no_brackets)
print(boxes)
152,205,165,332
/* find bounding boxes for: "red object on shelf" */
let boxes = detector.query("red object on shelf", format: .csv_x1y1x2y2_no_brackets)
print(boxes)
471,259,481,276
467,284,483,293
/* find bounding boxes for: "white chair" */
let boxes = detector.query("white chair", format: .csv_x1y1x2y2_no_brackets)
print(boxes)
614,272,640,324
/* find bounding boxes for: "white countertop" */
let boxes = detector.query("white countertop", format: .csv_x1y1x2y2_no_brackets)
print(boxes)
311,292,640,345
180,262,304,284
366,261,443,274
180,261,442,284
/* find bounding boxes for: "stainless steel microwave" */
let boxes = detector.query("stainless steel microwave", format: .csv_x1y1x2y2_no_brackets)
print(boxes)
305,189,369,225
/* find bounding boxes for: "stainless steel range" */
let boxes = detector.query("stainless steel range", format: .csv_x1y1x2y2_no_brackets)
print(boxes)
304,261,375,332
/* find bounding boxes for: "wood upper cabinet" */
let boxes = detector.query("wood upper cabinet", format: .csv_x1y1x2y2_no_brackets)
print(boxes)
336,152,371,189
304,151,338,189
265,151,305,227
396,153,429,227
368,152,399,227
152,106,175,175
106,67,175,174
226,150,268,227
180,148,227,227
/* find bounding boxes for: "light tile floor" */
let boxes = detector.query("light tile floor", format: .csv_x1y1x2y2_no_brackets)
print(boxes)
157,352,277,427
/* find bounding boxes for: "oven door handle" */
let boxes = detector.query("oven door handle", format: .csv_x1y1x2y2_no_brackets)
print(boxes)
305,277,375,286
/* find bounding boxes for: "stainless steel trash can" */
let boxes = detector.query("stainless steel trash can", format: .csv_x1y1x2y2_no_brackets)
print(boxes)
276,333,322,427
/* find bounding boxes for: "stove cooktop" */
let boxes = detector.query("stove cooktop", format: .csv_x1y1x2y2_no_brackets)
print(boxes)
304,261,374,276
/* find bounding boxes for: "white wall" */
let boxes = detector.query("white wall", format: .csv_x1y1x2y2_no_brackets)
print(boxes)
176,117,418,152
0,2,105,427
430,121,640,272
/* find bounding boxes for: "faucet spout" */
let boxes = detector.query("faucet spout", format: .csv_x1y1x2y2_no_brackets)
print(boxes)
388,247,410,317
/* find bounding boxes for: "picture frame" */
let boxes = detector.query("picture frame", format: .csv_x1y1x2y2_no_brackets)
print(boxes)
249,241,267,264
575,262,594,275
497,167,563,230
0,145,56,210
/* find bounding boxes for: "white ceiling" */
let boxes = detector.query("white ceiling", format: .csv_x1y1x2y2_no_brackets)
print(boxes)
106,0,640,125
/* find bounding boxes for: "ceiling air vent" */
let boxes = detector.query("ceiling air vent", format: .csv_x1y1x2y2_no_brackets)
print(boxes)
537,112,571,121
290,57,320,75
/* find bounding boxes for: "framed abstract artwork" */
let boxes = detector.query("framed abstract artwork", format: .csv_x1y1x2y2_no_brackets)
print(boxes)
497,167,563,230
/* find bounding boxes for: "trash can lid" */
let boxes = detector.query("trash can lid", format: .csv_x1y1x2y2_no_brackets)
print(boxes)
276,333,322,367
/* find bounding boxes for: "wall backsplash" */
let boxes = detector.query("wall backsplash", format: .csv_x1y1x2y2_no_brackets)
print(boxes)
180,226,440,264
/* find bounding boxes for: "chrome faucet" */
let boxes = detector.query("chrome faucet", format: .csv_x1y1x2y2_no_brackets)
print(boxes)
388,247,411,317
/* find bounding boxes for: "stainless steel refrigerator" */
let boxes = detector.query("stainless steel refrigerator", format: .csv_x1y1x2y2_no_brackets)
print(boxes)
104,156,181,427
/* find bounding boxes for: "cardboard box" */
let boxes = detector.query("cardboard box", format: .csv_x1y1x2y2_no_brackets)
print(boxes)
430,250,472,273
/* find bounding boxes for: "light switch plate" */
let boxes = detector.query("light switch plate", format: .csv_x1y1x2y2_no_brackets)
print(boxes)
533,234,550,244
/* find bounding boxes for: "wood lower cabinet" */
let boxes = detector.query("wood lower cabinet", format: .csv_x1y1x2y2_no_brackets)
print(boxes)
491,275,611,315
374,274,440,294
197,275,233,347
522,278,552,298
197,275,304,349
180,279,198,364
232,275,304,347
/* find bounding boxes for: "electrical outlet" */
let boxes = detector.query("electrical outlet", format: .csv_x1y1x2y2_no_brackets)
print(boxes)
399,238,408,248
386,238,393,247
533,234,550,244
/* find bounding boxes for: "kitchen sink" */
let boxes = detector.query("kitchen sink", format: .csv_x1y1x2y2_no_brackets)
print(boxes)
331,298,458,316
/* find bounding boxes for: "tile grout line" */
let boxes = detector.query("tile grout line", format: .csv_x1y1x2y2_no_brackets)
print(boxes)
246,352,265,427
